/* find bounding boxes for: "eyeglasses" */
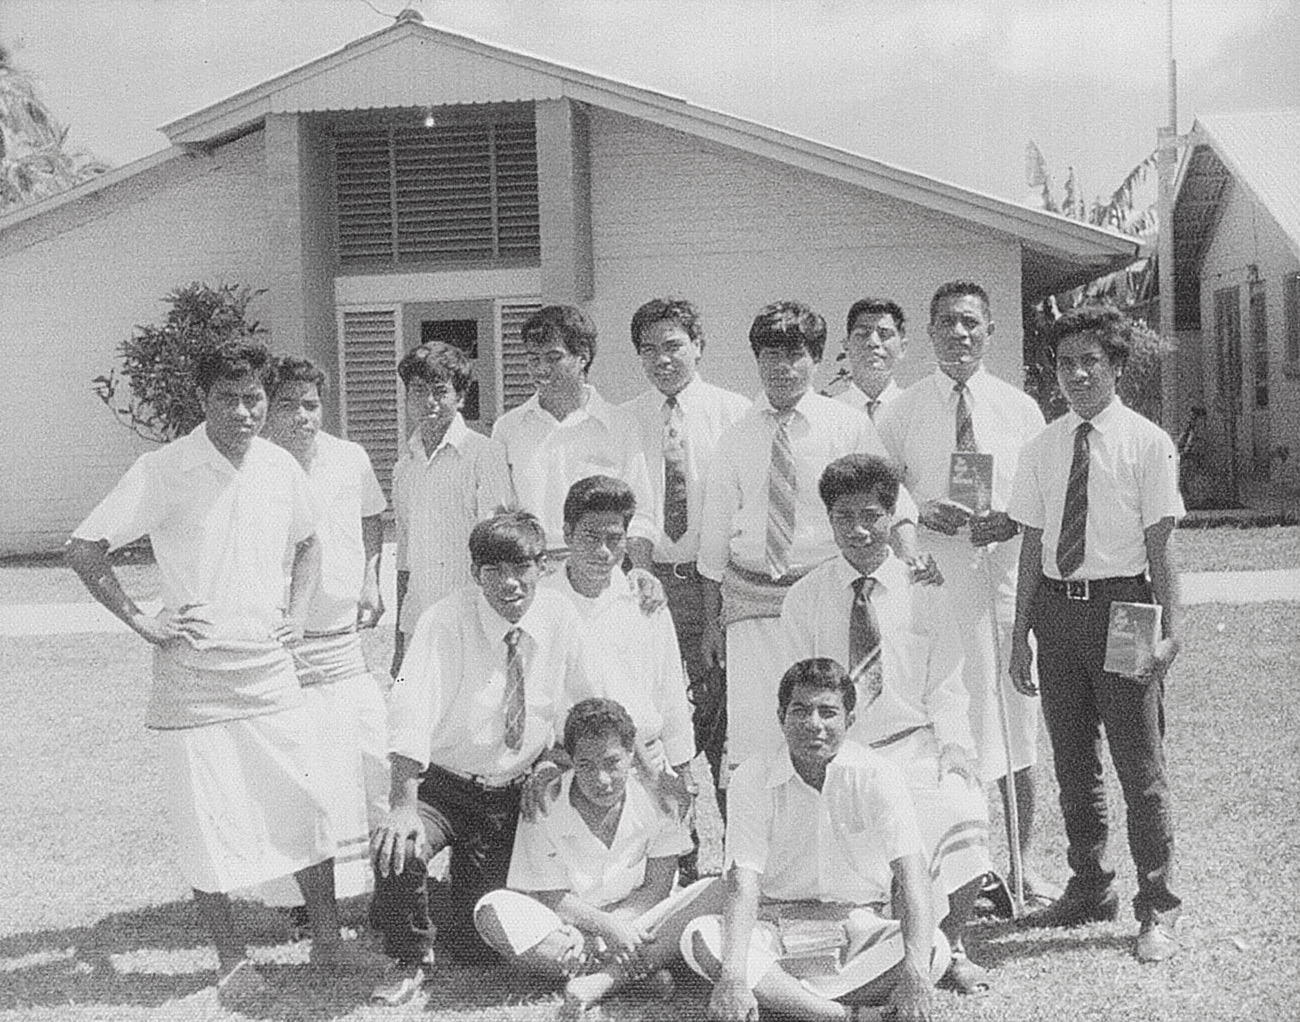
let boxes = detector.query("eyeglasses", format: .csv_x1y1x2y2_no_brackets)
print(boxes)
829,509,890,529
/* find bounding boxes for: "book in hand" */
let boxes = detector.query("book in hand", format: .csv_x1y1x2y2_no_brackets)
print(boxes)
948,452,994,516
1104,602,1163,677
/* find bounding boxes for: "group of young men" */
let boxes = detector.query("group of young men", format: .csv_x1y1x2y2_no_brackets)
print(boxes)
68,280,1186,1020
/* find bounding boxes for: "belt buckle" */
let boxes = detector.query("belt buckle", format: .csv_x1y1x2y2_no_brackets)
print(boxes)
672,562,695,581
1065,579,1090,601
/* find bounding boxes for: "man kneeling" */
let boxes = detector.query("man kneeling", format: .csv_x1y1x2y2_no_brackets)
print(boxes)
475,698,722,1015
682,658,949,1022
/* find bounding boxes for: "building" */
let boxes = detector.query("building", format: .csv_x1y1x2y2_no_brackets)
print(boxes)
1170,108,1300,500
0,13,1138,554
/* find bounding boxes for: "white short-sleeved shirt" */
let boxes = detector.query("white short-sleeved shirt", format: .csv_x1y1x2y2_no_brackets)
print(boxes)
725,739,923,906
491,386,655,549
303,431,387,634
72,427,319,727
392,415,516,634
619,376,752,563
1008,398,1185,580
697,392,916,582
507,771,690,907
875,368,1045,512
781,553,972,754
388,586,588,782
543,569,695,766
834,379,901,416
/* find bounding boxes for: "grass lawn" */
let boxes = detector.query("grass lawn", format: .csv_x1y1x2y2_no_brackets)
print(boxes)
2,539,1298,1020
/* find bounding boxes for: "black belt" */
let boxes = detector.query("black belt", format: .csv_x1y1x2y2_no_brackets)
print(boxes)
652,561,702,582
424,763,527,793
1039,574,1147,602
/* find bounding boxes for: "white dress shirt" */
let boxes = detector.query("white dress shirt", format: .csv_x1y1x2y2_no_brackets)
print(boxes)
875,368,1044,511
835,379,902,416
303,431,387,634
620,375,751,563
781,553,973,755
725,739,923,905
388,586,588,782
392,414,516,634
698,391,914,581
1008,397,1185,580
507,771,689,907
491,385,654,549
543,569,695,766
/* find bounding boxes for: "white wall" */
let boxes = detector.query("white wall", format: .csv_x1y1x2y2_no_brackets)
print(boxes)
0,133,271,554
582,108,1025,405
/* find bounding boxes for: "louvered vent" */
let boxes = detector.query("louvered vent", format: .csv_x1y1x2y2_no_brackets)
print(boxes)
340,309,400,494
499,301,542,412
336,121,540,267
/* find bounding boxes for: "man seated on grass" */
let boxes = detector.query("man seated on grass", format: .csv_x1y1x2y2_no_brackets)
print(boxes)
475,698,723,1015
65,341,382,1011
781,454,992,994
369,511,588,1007
681,658,949,1022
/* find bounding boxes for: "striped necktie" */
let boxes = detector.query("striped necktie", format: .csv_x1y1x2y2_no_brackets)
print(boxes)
503,628,526,751
1056,422,1092,578
955,383,976,452
765,409,797,580
849,576,883,705
663,396,689,542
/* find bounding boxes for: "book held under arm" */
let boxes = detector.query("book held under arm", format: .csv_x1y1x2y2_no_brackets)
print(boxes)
948,452,994,516
1104,601,1163,677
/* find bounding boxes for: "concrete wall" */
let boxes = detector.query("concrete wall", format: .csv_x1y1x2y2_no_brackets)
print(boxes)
580,108,1025,405
1197,177,1300,487
0,132,270,554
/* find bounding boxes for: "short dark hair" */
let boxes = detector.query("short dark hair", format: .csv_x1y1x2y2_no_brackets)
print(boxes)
749,301,826,362
563,697,638,756
777,657,857,717
1044,303,1134,370
818,454,902,513
194,341,271,395
397,342,472,396
846,298,907,336
631,297,704,353
522,305,598,374
468,511,546,568
929,281,991,324
265,354,328,400
563,475,637,531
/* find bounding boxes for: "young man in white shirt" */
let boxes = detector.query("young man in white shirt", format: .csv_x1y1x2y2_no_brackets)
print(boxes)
491,305,654,566
474,698,722,1014
1008,305,1185,963
875,280,1053,908
781,454,993,994
391,342,515,675
262,356,390,901
369,512,589,1005
66,342,381,1010
620,297,751,811
697,301,928,775
681,658,949,1022
835,298,909,419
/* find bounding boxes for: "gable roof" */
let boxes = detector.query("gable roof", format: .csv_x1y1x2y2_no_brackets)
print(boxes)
1170,108,1300,327
5,16,1139,297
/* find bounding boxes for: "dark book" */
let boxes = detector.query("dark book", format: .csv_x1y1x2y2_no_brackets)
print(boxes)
1104,602,1163,677
948,452,994,515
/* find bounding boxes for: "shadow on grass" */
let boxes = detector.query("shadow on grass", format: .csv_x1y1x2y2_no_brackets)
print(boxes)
970,917,1134,967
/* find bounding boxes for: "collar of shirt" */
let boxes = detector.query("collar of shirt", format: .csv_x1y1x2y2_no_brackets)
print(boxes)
548,770,652,840
763,735,875,789
1061,395,1123,435
755,390,810,423
931,364,992,403
831,550,906,595
405,412,470,463
842,379,899,408
176,423,253,474
519,384,617,428
474,588,534,645
662,373,703,411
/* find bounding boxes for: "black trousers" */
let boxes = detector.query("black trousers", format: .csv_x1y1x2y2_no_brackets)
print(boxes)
369,766,523,965
1031,577,1181,923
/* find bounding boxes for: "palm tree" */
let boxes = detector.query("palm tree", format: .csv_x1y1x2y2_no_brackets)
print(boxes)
0,41,108,212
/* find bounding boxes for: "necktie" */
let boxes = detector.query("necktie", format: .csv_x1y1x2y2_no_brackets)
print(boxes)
849,576,883,705
866,398,879,420
765,410,797,580
955,383,976,452
1056,422,1092,578
663,396,689,543
503,628,526,751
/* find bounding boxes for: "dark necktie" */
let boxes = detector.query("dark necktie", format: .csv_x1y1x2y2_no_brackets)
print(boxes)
503,628,526,751
866,397,879,420
849,576,883,705
765,410,797,580
663,396,689,542
955,383,976,452
1056,422,1092,578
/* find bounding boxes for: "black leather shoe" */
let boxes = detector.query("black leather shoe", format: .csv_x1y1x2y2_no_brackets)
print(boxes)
1135,917,1180,962
1020,888,1119,928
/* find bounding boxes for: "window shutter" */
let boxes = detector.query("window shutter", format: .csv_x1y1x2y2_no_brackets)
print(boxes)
336,130,395,263
499,301,542,413
340,309,400,494
493,122,542,258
